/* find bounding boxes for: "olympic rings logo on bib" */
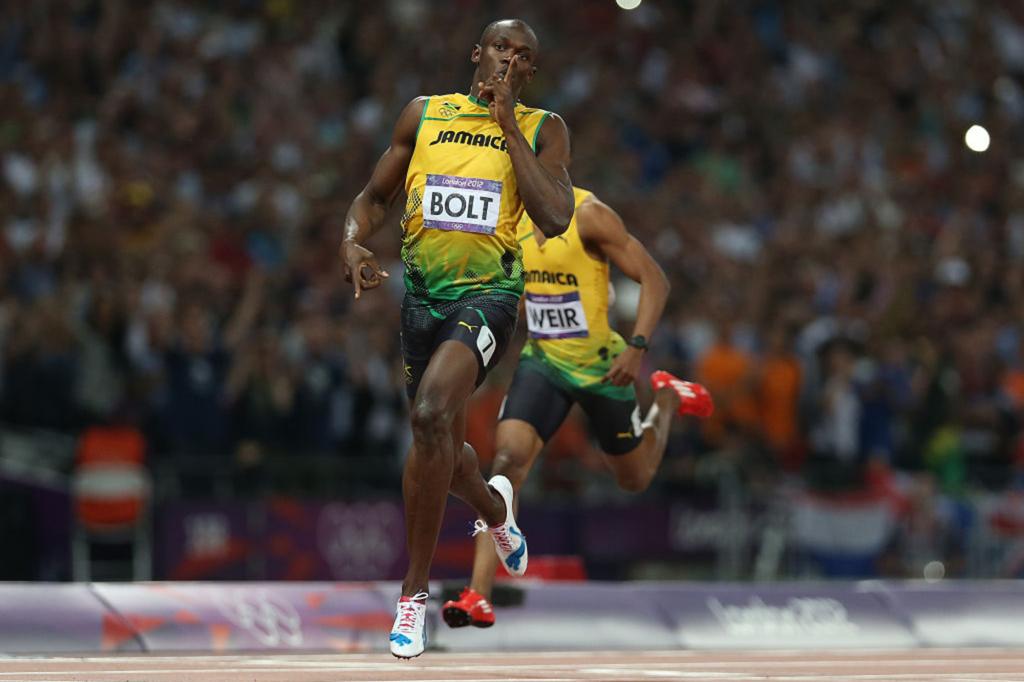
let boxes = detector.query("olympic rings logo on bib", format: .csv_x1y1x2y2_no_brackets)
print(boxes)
423,174,502,235
525,291,589,340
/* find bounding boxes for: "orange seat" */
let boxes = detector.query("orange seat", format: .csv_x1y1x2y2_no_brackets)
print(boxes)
73,426,148,531
77,427,146,466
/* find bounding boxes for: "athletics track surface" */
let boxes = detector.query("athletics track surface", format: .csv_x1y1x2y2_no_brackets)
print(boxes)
4,648,1024,682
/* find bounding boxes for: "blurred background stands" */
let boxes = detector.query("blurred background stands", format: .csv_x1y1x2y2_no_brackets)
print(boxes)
1,0,1024,582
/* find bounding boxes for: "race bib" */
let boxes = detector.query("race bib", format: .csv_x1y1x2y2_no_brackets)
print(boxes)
422,174,502,235
525,291,589,339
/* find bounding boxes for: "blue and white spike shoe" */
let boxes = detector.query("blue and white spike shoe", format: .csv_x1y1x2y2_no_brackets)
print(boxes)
389,592,428,659
474,474,528,576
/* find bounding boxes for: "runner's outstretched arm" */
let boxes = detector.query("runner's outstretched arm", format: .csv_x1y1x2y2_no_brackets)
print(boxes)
340,97,427,298
577,196,670,387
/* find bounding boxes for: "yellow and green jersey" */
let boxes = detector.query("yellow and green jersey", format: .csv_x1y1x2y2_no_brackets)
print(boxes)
400,93,551,303
518,187,632,400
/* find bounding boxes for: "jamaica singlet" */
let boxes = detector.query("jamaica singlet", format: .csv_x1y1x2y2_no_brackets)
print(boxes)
401,93,551,303
518,187,632,400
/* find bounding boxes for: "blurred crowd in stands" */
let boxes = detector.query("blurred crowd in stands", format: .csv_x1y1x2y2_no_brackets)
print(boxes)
2,0,1024,515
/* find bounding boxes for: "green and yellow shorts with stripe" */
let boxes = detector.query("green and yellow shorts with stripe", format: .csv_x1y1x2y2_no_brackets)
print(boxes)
499,351,643,456
400,292,519,401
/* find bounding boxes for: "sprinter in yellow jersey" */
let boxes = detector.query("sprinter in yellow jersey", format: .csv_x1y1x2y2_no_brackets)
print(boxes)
443,189,714,629
339,19,573,659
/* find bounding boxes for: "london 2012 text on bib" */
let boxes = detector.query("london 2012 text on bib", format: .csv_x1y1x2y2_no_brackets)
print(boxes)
525,291,590,339
422,174,502,235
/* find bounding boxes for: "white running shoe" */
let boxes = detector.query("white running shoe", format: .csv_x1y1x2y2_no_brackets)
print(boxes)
474,474,528,576
389,592,428,659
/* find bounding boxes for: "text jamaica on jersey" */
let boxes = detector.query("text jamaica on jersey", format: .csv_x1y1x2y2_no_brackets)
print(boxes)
525,270,579,286
429,129,509,152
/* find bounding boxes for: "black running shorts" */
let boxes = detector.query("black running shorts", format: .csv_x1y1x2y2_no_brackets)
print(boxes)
400,293,519,400
498,354,644,456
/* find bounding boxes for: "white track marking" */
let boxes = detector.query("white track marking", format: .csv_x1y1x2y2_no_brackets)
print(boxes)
7,659,1024,673
575,659,1024,670
0,669,393,676
6,650,1024,682
6,667,1024,675
582,670,750,678
0,675,569,679
5,676,1024,682
8,648,1024,662
768,676,1024,680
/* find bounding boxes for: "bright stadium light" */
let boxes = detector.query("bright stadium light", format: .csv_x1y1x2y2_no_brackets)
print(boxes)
964,124,990,153
923,560,945,582
616,0,642,9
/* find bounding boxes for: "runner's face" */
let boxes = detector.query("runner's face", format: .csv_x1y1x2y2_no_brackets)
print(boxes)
473,28,537,92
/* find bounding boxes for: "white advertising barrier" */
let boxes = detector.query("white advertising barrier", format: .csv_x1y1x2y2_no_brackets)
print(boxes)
870,581,1024,647
433,581,679,652
89,582,396,652
0,584,141,653
650,583,918,650
3,580,1024,653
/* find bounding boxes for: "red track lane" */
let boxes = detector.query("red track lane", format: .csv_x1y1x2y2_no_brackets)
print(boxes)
3,649,1024,682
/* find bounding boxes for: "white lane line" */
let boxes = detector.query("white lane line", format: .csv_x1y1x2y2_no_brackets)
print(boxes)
582,670,750,678
247,660,415,669
10,648,1024,660
0,669,410,676
562,659,1024,670
7,649,1024,665
37,676,1015,682
745,671,1024,675
4,671,1024,682
6,671,1015,675
11,657,1024,669
6,660,1024,676
0,675,573,679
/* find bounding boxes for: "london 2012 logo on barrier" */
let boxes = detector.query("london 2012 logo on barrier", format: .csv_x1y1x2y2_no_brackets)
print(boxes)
707,597,860,637
213,588,304,647
316,501,404,580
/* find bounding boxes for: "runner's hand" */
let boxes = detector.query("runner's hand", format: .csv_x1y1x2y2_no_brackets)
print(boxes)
478,65,517,132
602,346,644,387
340,241,389,300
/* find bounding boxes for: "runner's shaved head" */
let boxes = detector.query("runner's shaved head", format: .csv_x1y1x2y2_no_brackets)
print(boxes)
479,19,539,55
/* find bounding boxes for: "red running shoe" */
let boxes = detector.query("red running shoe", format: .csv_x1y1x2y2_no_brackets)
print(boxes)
442,587,495,628
650,370,714,418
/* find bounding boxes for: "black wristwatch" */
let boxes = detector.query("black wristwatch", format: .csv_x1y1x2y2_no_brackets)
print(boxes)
627,335,648,351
